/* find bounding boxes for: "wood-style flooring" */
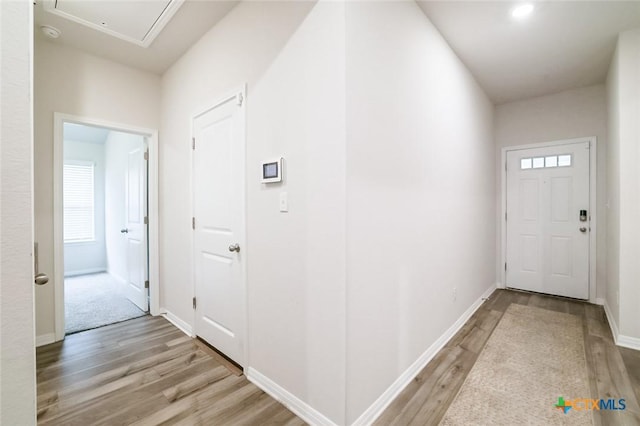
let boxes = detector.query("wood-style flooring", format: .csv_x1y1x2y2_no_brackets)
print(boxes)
376,289,640,426
37,290,640,425
36,316,303,425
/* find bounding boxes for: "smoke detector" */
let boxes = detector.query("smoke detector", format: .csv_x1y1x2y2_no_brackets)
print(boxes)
40,25,61,39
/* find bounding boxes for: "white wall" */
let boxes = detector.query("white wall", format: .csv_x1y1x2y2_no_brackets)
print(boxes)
616,29,640,341
105,130,144,284
34,40,160,339
162,3,498,423
161,1,346,422
345,2,495,423
63,139,107,275
0,0,36,423
495,85,608,299
606,41,621,332
606,29,640,342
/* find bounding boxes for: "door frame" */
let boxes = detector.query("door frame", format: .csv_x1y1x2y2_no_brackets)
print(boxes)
52,112,160,341
500,136,597,303
190,85,248,366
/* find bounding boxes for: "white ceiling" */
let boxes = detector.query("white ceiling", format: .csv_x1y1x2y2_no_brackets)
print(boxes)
417,1,640,104
64,122,111,144
35,1,640,103
34,0,239,74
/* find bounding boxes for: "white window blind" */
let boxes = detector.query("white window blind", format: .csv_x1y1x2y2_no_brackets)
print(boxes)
64,162,95,242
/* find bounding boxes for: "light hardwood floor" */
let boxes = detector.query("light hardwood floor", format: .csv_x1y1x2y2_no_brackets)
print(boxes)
37,290,640,425
36,316,303,425
376,289,640,426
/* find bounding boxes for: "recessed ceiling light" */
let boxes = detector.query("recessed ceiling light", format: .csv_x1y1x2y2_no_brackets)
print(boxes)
511,3,534,19
40,25,61,39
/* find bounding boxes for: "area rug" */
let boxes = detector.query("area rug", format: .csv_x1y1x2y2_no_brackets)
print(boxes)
440,303,593,425
65,273,147,334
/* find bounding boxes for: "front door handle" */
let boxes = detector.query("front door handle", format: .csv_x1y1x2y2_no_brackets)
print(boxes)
121,228,129,234
579,227,587,233
228,243,240,253
35,273,49,286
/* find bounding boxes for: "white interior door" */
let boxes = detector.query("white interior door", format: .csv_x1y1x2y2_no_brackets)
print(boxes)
124,141,148,311
193,92,245,366
506,141,590,299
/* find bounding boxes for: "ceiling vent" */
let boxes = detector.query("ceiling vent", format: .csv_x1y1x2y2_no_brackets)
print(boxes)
42,0,185,47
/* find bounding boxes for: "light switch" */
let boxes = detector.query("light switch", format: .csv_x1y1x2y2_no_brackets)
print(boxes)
279,192,288,212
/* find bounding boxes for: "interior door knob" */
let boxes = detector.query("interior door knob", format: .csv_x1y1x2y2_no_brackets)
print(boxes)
228,243,240,253
579,227,587,233
120,228,129,233
34,273,49,286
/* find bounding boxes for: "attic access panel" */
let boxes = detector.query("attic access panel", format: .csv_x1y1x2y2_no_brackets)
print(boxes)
43,0,184,47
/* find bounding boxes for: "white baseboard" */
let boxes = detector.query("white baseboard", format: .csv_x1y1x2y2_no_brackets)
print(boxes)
64,267,106,277
246,367,338,426
107,271,127,296
107,270,127,284
107,270,126,283
602,300,640,350
617,335,640,350
603,299,620,342
162,310,194,337
352,283,497,426
595,297,605,306
36,333,56,347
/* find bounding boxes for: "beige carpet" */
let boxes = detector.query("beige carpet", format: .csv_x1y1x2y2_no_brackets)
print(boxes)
440,303,593,425
65,273,146,334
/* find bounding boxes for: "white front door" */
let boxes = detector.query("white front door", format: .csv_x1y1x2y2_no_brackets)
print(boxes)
506,141,590,299
124,141,148,311
193,92,245,366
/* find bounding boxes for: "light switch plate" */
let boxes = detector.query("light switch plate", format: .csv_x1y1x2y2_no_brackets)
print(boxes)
279,192,288,212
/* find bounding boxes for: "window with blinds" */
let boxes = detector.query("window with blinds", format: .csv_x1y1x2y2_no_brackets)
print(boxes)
63,162,95,242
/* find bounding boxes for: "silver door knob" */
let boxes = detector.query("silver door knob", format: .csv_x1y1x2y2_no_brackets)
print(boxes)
34,273,49,286
580,227,587,233
120,228,129,233
228,243,240,253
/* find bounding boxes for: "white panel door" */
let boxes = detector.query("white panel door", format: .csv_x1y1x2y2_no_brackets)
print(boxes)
193,92,245,366
506,142,590,299
124,141,148,311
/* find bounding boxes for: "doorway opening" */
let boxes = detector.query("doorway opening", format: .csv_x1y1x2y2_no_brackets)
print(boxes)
62,122,148,334
52,113,160,341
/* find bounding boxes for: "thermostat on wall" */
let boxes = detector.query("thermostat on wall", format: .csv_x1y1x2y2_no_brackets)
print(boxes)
261,157,283,183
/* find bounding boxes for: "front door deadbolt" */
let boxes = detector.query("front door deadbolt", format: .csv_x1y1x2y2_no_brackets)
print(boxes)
580,210,588,222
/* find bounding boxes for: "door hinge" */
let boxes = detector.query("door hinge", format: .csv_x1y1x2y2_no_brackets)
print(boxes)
144,150,149,161
144,280,149,289
144,216,148,225
237,93,244,107
505,262,507,271
192,137,196,150
505,212,507,221
192,217,195,230
192,297,197,310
